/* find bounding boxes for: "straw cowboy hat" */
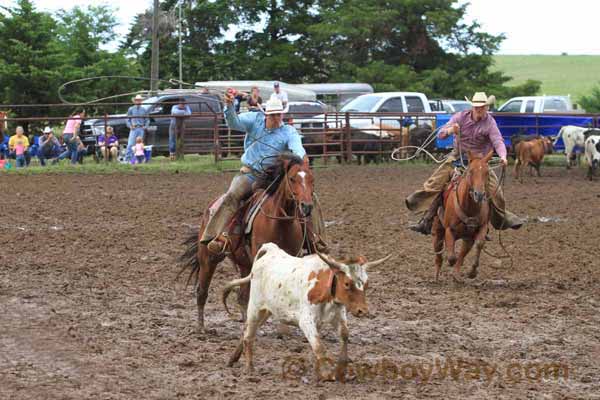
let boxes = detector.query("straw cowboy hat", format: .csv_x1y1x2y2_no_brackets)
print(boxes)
264,98,285,115
465,92,495,107
132,94,144,102
43,126,52,134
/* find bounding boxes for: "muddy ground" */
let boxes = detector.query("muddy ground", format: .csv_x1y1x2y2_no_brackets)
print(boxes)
1,165,599,399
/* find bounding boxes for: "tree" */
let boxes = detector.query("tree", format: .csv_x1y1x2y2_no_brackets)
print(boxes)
579,85,600,113
54,5,143,110
0,0,62,128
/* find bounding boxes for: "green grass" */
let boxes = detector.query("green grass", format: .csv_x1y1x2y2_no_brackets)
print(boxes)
1,154,241,175
493,55,600,103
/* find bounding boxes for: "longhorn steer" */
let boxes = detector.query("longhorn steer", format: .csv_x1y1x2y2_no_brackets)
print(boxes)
222,242,390,381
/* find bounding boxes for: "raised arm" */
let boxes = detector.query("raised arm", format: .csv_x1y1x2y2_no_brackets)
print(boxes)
224,105,257,133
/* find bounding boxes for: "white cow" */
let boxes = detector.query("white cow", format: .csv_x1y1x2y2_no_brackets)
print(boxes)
222,242,390,380
554,125,588,168
584,132,600,180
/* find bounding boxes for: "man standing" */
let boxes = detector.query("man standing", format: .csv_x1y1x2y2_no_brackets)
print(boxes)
405,92,524,234
200,93,325,255
269,81,288,111
126,94,149,161
38,127,61,166
169,99,192,160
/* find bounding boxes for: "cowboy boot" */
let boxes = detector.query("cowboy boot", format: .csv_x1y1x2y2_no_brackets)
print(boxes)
407,194,442,235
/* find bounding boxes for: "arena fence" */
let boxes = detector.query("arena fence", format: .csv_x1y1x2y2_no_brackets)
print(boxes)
2,103,600,166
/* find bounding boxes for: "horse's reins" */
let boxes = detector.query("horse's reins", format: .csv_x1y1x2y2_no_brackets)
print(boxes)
454,128,515,268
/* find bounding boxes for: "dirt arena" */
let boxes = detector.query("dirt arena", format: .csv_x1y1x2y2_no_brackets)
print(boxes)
1,164,599,399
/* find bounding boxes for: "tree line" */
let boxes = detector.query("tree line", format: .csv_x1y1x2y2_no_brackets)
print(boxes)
1,0,550,121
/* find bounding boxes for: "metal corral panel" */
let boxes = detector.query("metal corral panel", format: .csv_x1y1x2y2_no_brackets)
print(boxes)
435,113,597,152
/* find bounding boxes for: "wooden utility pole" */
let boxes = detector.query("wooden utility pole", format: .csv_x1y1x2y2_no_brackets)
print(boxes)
150,0,160,93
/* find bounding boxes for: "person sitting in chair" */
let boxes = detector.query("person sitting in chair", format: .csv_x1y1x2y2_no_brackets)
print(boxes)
98,126,119,162
405,92,524,235
200,92,327,255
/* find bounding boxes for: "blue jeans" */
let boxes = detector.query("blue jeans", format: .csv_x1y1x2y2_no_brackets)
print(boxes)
62,133,79,164
16,155,26,168
9,150,30,166
127,128,145,161
168,127,177,154
38,145,61,166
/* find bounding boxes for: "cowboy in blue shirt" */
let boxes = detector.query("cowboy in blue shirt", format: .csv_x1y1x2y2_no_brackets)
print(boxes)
126,94,150,161
200,93,326,254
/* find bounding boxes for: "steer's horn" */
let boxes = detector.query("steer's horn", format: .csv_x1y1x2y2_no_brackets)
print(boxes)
363,254,392,270
317,252,348,273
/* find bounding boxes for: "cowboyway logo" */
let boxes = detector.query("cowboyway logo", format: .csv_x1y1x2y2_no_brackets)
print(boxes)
281,356,570,384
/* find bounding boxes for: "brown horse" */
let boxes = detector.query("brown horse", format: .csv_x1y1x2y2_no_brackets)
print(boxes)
179,154,316,332
432,151,494,282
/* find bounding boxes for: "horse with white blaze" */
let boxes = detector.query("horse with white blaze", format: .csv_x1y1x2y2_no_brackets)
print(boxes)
222,242,391,381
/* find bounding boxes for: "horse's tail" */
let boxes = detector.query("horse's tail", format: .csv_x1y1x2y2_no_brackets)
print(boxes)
553,126,565,146
177,226,201,288
222,274,253,316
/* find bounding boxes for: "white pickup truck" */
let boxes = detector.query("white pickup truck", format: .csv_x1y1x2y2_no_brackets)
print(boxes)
318,92,433,138
496,96,574,113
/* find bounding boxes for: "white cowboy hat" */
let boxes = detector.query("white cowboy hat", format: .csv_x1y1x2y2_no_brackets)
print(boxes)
133,94,144,101
264,98,285,115
43,126,52,134
465,92,490,107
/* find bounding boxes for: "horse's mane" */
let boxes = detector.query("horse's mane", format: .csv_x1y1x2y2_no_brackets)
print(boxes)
255,153,304,195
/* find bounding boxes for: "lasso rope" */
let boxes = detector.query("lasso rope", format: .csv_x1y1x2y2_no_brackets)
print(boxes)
394,122,515,269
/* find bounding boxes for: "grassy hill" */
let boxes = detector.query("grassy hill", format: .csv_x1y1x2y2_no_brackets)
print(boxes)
493,55,600,103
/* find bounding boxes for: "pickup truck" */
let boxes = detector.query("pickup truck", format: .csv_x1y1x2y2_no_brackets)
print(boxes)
496,96,574,113
81,91,223,157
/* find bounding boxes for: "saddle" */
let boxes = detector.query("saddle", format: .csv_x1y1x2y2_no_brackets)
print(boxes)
207,190,269,239
438,167,482,230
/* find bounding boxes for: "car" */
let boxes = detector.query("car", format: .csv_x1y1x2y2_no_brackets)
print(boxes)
429,99,472,114
496,96,574,113
81,91,224,157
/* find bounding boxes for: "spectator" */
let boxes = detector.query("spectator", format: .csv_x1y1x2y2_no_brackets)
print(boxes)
134,136,145,164
98,126,119,162
9,126,30,168
63,110,86,164
0,131,9,160
73,135,88,164
247,86,263,112
126,94,149,162
269,81,288,111
169,99,191,160
38,127,62,166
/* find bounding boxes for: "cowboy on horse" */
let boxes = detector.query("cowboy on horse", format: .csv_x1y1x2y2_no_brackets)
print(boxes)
200,89,327,255
405,91,524,234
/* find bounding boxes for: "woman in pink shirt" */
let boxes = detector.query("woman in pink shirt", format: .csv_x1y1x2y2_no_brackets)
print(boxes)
62,110,85,164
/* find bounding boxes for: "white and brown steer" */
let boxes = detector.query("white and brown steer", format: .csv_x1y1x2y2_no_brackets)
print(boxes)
222,242,390,381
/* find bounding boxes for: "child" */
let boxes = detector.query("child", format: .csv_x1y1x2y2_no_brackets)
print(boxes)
134,136,145,164
9,127,30,168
